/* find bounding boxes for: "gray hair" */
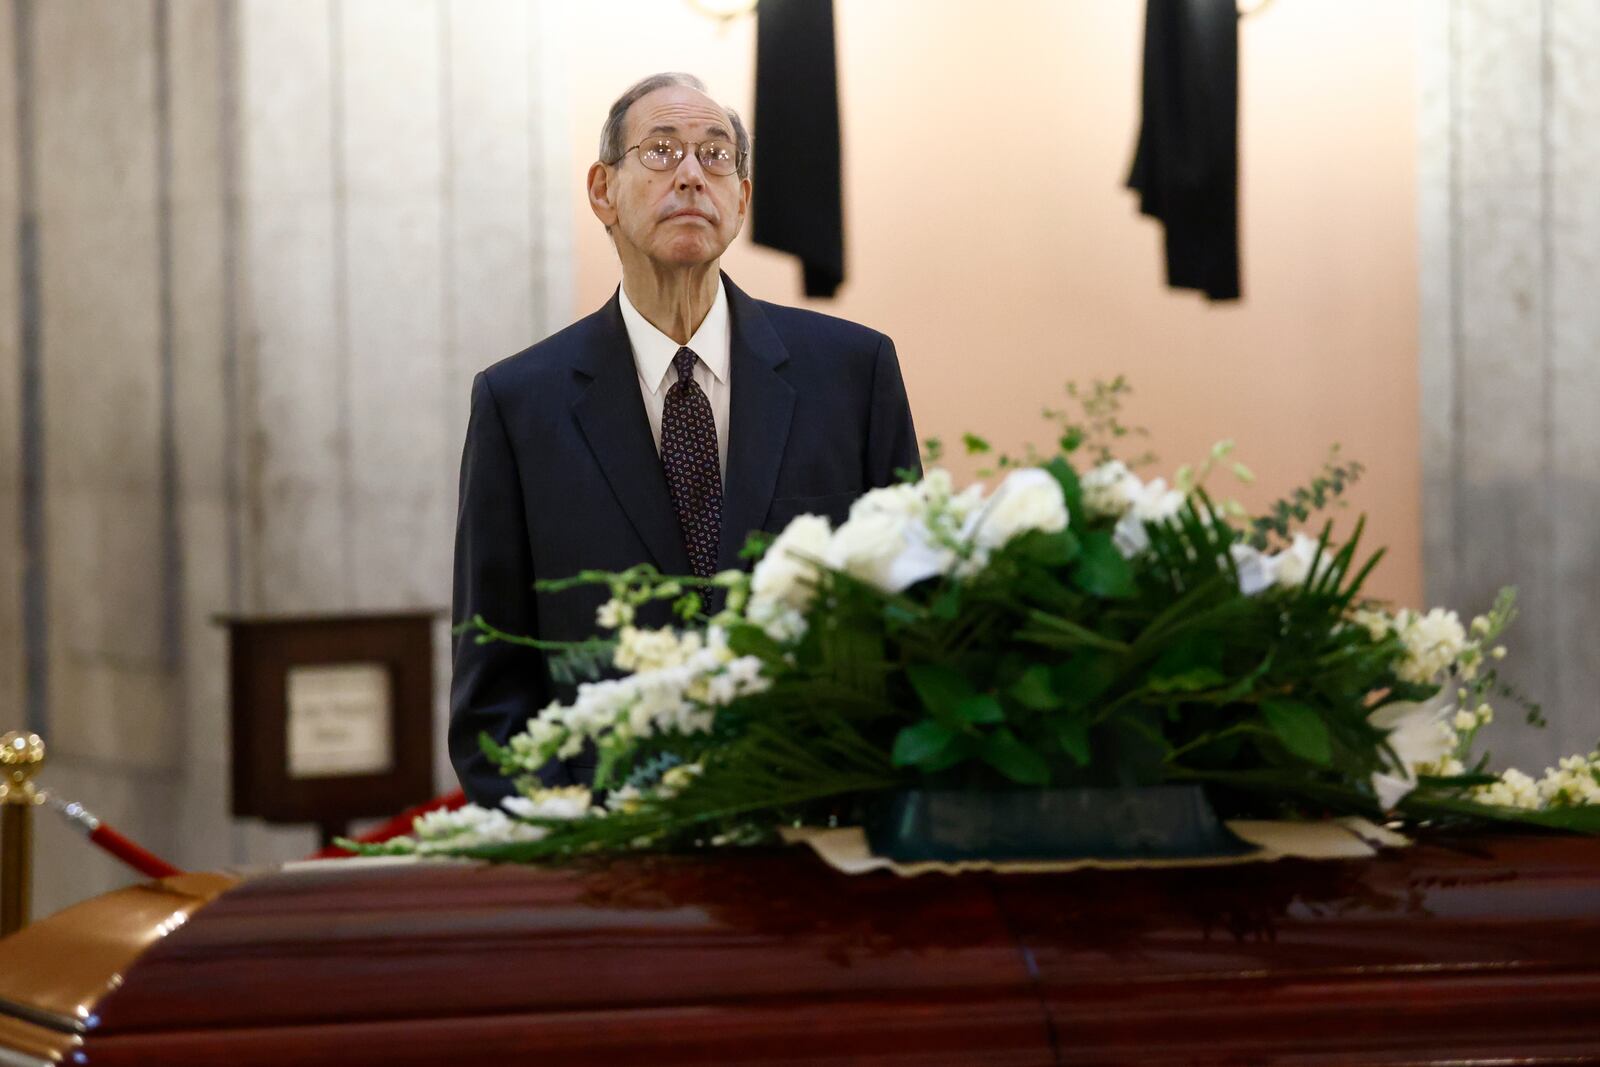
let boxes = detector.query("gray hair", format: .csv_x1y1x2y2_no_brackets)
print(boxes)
597,72,750,179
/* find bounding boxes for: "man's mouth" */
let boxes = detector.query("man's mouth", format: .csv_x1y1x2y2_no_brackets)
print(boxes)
665,208,714,224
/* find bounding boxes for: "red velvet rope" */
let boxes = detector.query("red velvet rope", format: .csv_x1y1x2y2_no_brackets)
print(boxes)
47,789,468,877
86,823,182,879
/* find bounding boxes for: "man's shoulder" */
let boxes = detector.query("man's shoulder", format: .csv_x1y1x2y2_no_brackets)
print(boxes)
750,297,888,355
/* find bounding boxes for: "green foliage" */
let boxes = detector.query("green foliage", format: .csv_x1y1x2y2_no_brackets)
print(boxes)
390,378,1588,865
1250,445,1366,548
1073,532,1136,598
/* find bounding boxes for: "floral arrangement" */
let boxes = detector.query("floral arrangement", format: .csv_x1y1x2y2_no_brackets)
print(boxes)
360,381,1600,860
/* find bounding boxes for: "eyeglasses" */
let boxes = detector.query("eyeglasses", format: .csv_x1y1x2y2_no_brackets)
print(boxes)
619,135,743,177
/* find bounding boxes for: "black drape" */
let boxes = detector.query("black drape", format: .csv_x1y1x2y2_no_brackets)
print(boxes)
1127,0,1240,301
753,0,843,298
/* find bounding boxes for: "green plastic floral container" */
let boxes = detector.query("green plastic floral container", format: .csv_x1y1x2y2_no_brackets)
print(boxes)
862,785,1257,862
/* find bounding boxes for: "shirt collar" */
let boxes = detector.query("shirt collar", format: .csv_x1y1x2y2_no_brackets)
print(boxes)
618,277,730,394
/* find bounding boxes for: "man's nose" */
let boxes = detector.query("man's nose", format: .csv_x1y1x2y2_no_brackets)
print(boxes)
674,152,707,190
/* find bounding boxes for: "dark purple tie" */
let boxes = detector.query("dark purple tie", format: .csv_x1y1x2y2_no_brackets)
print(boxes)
660,347,722,577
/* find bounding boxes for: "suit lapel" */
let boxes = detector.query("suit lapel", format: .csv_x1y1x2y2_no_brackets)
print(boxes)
570,291,693,575
718,276,795,571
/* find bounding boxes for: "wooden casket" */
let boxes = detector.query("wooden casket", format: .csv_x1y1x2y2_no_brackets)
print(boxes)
3,834,1600,1065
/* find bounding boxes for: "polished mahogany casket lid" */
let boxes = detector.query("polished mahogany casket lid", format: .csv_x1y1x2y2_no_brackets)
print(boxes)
4,833,1600,1065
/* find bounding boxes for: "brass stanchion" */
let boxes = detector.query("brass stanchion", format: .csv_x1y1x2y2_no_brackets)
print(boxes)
0,731,45,937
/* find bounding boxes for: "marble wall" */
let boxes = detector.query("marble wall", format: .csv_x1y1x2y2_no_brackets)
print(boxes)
1420,0,1600,772
1,0,570,919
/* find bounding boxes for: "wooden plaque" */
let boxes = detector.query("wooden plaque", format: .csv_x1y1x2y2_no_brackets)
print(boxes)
218,612,440,836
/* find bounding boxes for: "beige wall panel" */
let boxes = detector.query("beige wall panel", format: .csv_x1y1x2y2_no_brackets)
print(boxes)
0,0,23,724
34,1,171,773
340,0,450,609
1546,0,1600,760
239,0,334,199
1454,2,1544,190
168,0,225,202
1448,4,1553,774
1420,0,1598,769
529,0,572,331
165,0,238,872
240,0,346,612
444,0,535,465
32,1,157,211
1416,0,1455,607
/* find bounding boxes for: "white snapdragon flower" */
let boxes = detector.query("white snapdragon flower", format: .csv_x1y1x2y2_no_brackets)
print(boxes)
704,655,771,705
1080,460,1143,518
605,784,644,814
1537,754,1600,807
613,625,702,673
1366,692,1459,809
1474,767,1542,810
967,467,1069,551
595,598,634,629
1393,607,1467,684
502,787,595,821
1348,607,1392,642
658,761,703,797
409,804,549,851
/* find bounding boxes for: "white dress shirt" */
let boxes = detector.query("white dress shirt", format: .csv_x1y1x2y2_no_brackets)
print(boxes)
618,278,731,478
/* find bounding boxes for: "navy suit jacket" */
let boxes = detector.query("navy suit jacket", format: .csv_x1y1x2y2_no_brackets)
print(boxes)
450,275,921,805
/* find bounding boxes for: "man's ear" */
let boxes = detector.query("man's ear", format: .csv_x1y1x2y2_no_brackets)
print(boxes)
588,162,618,228
737,176,751,222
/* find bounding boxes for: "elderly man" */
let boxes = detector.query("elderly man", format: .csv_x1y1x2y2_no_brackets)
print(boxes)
449,73,920,804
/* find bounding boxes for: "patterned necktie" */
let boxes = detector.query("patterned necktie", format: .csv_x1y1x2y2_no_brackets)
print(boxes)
660,347,722,577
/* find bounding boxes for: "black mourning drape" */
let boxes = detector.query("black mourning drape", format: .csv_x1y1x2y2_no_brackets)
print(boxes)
752,0,844,299
1127,0,1241,301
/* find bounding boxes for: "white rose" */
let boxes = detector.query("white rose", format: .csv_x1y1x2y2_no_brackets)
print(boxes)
827,511,911,586
849,481,922,522
968,468,1069,551
749,513,833,615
